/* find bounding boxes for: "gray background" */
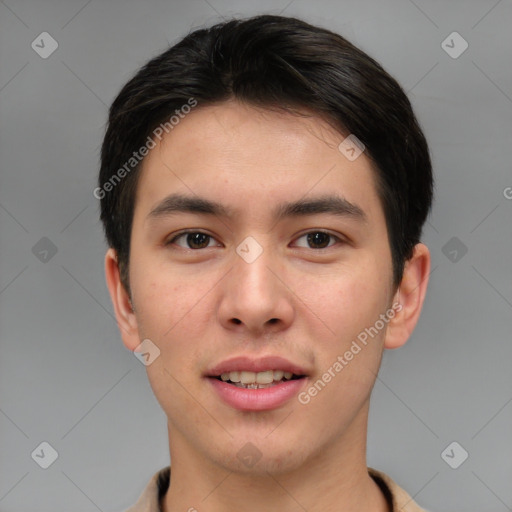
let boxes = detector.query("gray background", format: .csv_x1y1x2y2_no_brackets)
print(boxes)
0,0,511,511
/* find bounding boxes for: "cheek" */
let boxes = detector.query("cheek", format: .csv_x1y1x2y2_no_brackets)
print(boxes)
300,274,387,419
131,252,188,323
302,259,390,392
307,261,389,341
131,266,216,363
135,273,211,412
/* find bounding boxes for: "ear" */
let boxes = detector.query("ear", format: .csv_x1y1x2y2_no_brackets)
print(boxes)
384,243,431,350
104,248,141,351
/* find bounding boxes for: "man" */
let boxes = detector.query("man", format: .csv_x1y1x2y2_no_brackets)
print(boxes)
98,14,432,512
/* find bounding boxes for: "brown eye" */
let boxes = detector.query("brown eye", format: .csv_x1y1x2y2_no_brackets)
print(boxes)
186,233,211,249
307,232,331,248
294,231,340,249
168,231,217,249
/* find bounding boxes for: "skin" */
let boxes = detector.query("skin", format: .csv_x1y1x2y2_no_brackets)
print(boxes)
105,99,430,512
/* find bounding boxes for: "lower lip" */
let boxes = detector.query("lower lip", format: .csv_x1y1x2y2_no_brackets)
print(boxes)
208,377,307,411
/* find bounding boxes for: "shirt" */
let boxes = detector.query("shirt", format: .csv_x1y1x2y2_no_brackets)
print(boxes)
124,466,430,512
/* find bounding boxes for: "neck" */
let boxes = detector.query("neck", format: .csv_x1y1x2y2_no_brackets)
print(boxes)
161,407,389,512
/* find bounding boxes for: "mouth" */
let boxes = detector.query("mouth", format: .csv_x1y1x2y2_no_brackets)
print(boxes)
210,370,306,389
205,355,309,411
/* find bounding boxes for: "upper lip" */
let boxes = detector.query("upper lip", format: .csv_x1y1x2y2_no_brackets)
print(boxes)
206,355,309,377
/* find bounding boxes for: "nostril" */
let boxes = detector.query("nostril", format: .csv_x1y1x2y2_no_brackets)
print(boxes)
232,318,242,324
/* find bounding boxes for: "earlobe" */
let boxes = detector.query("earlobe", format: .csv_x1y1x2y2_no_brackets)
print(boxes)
384,243,431,350
104,248,141,351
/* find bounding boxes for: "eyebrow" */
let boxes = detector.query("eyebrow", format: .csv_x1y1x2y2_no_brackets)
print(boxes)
146,193,367,224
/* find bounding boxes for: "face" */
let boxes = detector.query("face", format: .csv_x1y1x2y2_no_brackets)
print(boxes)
115,100,403,475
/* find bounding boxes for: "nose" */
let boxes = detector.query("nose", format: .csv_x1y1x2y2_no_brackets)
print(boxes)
217,242,295,335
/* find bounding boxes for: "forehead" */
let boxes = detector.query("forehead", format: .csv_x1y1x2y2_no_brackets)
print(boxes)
133,100,383,224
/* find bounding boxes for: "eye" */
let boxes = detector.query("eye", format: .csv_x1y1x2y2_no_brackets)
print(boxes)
293,230,342,249
166,230,343,251
166,231,220,250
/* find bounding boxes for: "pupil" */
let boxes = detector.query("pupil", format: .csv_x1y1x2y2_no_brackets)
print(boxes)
188,233,209,249
307,232,330,248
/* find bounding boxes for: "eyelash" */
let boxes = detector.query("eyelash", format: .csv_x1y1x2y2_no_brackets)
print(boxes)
165,230,344,250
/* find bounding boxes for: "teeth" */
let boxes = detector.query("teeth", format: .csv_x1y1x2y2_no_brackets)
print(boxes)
232,382,274,389
256,370,274,384
229,371,241,382
273,370,284,380
219,370,298,385
240,371,256,384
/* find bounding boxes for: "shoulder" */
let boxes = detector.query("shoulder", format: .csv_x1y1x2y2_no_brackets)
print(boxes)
368,467,432,512
123,466,170,512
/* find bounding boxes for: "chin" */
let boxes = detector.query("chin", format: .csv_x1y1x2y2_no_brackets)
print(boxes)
208,434,314,477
